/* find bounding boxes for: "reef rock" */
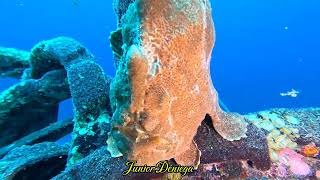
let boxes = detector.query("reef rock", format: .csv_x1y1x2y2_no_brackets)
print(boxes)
109,0,247,166
195,116,271,171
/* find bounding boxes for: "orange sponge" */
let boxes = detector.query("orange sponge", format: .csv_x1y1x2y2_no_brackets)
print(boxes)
301,143,319,157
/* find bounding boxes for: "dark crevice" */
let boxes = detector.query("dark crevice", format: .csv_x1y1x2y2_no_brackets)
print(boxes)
13,155,67,180
247,160,254,168
204,114,213,127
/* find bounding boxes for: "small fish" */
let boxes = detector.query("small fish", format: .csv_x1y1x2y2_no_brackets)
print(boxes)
72,0,80,6
280,89,300,98
16,1,24,6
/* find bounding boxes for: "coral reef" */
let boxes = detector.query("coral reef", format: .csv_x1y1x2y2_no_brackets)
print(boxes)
55,109,320,179
0,35,319,178
109,0,248,166
243,108,320,179
278,148,311,177
0,0,319,179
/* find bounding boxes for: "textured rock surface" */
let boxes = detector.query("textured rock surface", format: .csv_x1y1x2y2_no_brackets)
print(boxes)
0,37,113,166
183,108,320,179
67,60,112,165
29,37,82,79
271,108,320,147
0,118,73,158
42,37,113,165
54,147,167,180
0,47,30,78
0,69,70,147
195,115,271,171
53,148,127,180
53,108,320,179
109,0,247,166
243,108,320,179
113,0,135,25
109,29,124,66
0,142,68,180
1,36,317,180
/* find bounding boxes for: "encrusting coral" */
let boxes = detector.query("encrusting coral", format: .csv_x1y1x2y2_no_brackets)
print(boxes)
109,0,248,166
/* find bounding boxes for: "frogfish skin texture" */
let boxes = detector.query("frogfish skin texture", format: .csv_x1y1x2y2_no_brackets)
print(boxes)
109,0,248,167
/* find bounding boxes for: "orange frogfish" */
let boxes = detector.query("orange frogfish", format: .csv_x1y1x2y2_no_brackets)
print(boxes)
108,0,248,167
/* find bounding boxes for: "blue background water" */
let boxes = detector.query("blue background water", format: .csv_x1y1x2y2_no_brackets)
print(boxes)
0,0,319,121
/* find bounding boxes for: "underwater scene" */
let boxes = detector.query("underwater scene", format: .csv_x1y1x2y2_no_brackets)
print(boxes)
0,0,319,179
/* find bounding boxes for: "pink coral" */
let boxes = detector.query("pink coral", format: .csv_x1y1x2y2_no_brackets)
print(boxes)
278,148,311,177
277,164,288,178
316,170,320,178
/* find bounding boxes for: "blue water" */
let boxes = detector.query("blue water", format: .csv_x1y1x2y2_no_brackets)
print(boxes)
0,0,319,120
